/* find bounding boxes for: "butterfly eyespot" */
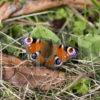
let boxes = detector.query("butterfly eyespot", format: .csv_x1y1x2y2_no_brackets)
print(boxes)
67,47,76,58
31,51,40,60
24,37,33,45
54,56,62,66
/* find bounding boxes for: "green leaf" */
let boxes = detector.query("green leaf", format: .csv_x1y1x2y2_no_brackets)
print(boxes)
77,83,89,94
73,20,86,35
78,34,100,59
55,8,67,19
48,8,68,20
71,78,90,95
77,78,90,94
30,26,61,44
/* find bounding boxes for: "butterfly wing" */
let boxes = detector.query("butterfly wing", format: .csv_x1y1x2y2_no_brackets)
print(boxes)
23,37,77,67
45,44,77,68
23,38,45,64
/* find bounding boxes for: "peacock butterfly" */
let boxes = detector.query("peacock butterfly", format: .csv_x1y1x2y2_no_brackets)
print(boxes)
23,37,77,68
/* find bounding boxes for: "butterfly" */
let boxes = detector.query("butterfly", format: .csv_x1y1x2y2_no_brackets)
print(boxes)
23,37,77,68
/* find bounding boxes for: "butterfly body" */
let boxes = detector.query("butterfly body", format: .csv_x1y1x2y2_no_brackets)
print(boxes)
23,37,77,68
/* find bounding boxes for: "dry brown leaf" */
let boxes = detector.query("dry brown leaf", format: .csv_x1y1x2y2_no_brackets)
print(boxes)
0,53,92,91
0,53,22,65
1,53,66,90
12,0,93,16
0,2,20,21
2,65,66,90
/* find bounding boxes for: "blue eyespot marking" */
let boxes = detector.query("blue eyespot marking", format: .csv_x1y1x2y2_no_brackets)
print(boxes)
54,56,62,66
31,52,40,60
32,53,37,59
